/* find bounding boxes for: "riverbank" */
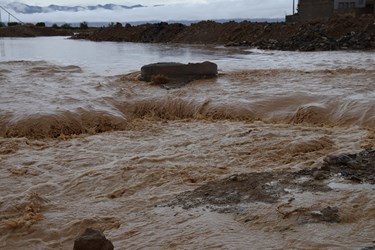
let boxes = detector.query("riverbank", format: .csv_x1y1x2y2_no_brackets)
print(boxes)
71,16,375,51
1,17,374,51
0,25,74,37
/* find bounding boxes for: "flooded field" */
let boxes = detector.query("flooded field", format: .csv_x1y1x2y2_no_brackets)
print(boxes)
0,38,374,249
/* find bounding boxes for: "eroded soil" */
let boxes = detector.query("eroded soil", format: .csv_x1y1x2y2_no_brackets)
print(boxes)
166,150,374,221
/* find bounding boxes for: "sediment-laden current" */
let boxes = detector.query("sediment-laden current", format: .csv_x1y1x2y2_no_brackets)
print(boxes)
0,38,374,249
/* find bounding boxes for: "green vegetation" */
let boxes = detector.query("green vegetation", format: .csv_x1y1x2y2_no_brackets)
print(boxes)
80,21,89,29
7,22,21,26
35,22,46,27
108,22,122,28
61,23,72,29
0,21,94,30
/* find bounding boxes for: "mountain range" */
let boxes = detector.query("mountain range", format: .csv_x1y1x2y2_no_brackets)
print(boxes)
4,2,145,14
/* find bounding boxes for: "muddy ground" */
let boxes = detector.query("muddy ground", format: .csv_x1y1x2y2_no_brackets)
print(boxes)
165,150,374,222
2,16,374,51
72,16,375,51
0,26,74,37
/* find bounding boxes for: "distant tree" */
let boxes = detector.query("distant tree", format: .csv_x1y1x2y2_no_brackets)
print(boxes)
107,22,122,28
61,23,72,29
52,23,59,29
0,22,5,27
7,22,20,26
35,22,46,27
80,21,89,29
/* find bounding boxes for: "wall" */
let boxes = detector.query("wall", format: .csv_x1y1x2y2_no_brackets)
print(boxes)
298,0,335,21
334,0,366,9
334,0,375,15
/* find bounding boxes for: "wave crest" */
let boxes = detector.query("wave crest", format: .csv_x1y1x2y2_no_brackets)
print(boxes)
116,97,256,121
2,111,127,139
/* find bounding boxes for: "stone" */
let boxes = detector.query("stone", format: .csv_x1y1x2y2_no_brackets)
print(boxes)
307,206,340,224
361,246,375,250
73,228,114,250
321,150,375,184
140,61,218,86
312,170,328,180
319,206,340,223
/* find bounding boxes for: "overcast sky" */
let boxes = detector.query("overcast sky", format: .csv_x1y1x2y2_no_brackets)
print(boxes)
0,1,294,22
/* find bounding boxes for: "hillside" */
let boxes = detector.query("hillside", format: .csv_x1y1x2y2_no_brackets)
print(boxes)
4,2,144,14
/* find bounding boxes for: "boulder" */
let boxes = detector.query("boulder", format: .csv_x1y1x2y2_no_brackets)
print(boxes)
140,61,218,87
73,228,114,250
310,206,340,223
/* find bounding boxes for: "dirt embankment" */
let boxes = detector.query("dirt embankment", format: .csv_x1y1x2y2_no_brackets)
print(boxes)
72,16,375,51
0,26,74,37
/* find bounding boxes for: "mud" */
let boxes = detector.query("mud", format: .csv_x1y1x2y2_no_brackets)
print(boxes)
166,150,374,213
321,150,375,183
72,16,375,51
0,26,73,37
166,171,330,212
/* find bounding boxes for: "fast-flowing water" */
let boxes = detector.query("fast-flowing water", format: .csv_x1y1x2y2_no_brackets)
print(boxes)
0,37,374,249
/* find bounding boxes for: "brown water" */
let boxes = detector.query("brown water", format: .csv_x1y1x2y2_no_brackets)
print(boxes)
0,43,375,249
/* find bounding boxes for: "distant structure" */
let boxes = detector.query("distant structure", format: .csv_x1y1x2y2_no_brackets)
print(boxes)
0,6,24,25
286,0,375,22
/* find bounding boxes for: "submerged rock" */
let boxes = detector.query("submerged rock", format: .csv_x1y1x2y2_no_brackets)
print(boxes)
361,246,375,250
321,150,375,184
310,206,340,223
140,61,218,88
73,228,114,250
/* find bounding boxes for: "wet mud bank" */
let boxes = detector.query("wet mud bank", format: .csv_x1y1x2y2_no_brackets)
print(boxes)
163,149,375,249
72,16,375,51
167,150,375,212
0,26,73,37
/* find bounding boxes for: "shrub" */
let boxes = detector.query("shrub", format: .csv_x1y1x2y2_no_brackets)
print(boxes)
61,23,72,29
108,22,122,28
35,22,46,27
7,22,20,26
80,21,88,29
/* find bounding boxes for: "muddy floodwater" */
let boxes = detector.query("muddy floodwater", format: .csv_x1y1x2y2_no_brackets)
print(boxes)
0,37,375,249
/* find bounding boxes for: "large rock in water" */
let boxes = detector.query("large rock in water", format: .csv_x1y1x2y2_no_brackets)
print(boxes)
73,228,114,250
140,61,218,88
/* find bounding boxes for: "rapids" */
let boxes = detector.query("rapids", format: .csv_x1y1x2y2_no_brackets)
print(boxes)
0,37,374,249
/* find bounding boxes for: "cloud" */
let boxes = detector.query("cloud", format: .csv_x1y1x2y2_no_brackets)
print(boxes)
1,0,208,6
4,0,291,23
